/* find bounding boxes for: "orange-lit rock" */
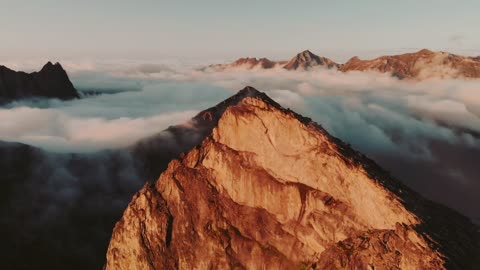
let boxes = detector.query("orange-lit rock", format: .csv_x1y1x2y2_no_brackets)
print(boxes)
209,57,281,71
283,50,339,70
208,49,480,80
208,50,338,71
340,49,480,79
106,87,479,270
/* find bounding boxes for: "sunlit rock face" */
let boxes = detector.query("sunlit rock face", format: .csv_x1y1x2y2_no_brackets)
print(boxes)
208,50,339,71
105,87,479,270
340,49,480,79
208,49,480,80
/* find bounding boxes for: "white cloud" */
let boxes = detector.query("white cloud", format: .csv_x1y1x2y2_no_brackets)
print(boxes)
2,60,480,220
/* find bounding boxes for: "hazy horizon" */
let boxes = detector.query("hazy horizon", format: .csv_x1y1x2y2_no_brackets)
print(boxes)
1,0,480,62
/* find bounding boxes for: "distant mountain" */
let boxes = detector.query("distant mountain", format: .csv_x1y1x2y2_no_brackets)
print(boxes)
105,87,479,270
208,49,480,80
207,57,285,71
340,49,480,79
208,50,338,71
229,57,278,69
284,49,339,70
0,62,79,103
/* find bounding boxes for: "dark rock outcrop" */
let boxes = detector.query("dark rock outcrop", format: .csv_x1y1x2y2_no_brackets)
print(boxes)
0,62,79,103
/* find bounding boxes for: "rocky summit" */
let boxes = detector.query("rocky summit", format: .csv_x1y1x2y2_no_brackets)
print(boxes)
0,62,79,103
105,87,479,270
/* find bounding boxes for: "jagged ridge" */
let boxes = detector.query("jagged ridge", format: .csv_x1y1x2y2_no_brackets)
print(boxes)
283,50,339,70
208,49,480,80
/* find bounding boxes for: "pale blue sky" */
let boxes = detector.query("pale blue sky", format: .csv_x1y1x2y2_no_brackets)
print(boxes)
1,0,479,60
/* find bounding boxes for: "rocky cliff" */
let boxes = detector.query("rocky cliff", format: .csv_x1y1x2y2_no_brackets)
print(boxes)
0,62,79,103
105,87,479,270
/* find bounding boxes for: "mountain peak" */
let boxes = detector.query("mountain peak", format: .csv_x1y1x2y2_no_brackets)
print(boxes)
0,62,79,102
294,49,319,61
347,56,361,62
284,50,339,70
106,87,479,270
298,49,314,56
237,85,262,96
191,86,280,127
40,61,65,72
228,57,276,69
417,48,434,54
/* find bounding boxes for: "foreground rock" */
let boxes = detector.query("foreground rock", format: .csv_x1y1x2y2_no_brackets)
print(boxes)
105,87,479,270
0,62,79,103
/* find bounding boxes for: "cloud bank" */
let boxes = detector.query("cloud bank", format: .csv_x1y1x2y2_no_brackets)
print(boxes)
1,62,479,222
0,80,231,152
1,60,479,269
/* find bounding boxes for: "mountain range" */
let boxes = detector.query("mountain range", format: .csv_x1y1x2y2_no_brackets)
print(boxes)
208,49,480,80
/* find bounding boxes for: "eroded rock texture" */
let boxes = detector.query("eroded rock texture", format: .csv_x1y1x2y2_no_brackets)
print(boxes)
106,87,479,270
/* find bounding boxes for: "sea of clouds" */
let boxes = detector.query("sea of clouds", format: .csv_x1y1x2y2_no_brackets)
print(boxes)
1,59,479,223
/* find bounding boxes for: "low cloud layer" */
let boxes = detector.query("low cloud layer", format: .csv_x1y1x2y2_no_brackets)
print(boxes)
1,60,479,269
1,62,479,222
0,79,231,152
